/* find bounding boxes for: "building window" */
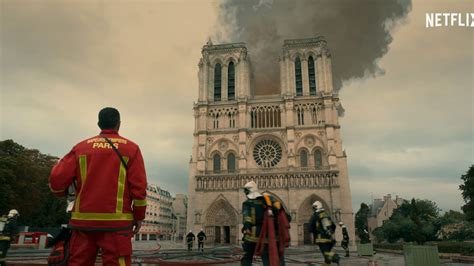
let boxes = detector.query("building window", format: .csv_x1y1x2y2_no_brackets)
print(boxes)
228,113,235,128
250,105,281,128
297,109,304,125
228,61,235,100
308,56,316,95
311,107,317,124
227,153,236,172
300,150,308,167
213,153,221,173
314,150,323,169
295,57,302,96
213,113,219,129
253,139,282,168
214,63,222,101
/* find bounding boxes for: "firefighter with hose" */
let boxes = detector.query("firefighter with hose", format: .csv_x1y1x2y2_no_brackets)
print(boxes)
241,181,291,266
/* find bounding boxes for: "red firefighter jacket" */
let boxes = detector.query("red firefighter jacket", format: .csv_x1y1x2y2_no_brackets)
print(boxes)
49,130,147,230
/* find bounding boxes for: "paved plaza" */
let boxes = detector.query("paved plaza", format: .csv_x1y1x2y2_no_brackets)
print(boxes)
132,240,472,266
4,240,472,265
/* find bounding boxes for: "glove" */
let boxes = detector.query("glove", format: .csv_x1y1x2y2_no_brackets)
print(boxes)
267,209,274,216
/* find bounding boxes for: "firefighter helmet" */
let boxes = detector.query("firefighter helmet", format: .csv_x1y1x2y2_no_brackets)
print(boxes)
312,201,323,210
8,209,19,218
244,181,262,199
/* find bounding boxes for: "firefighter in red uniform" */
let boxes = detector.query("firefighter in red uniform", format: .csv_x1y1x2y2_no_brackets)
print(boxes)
49,107,147,266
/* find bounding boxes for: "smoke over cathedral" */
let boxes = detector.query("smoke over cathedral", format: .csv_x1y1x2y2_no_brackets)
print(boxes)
217,0,412,95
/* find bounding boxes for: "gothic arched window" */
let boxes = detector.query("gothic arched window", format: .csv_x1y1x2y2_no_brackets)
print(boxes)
214,63,222,101
228,61,235,100
227,153,236,172
295,57,302,96
300,150,308,167
314,150,323,169
297,108,304,125
213,113,219,129
308,56,316,95
213,153,221,173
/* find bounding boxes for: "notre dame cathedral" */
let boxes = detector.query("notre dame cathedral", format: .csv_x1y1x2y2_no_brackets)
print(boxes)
186,37,354,246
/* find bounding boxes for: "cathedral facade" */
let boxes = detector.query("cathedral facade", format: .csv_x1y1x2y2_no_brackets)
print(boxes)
186,37,354,246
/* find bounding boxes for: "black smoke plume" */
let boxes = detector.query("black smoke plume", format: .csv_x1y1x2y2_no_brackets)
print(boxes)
217,0,412,95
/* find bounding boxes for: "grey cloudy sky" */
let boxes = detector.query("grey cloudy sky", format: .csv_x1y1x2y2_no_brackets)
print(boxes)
1,0,472,213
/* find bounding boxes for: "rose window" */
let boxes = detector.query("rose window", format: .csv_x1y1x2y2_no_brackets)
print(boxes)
253,139,282,168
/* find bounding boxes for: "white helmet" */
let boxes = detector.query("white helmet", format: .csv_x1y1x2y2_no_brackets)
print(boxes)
8,209,19,218
312,201,323,210
244,181,262,199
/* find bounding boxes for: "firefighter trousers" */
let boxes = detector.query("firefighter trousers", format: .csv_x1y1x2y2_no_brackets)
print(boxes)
68,230,132,266
241,242,285,266
0,240,11,266
317,241,339,265
341,240,349,257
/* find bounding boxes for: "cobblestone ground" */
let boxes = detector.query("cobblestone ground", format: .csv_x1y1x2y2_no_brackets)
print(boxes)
133,241,472,266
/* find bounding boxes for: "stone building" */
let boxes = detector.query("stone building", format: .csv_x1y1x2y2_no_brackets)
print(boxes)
172,194,188,240
187,37,355,246
138,184,174,240
367,194,405,240
156,186,174,239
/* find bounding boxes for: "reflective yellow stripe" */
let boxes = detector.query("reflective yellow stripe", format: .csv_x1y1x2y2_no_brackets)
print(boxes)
71,212,133,221
133,199,147,207
116,157,129,213
316,238,333,243
0,236,11,241
119,256,126,266
49,184,64,193
244,235,260,242
273,201,281,209
244,226,266,243
250,207,256,224
76,155,88,212
263,194,272,207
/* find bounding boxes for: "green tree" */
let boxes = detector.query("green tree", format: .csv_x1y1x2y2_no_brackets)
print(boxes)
448,222,474,241
460,165,474,221
375,198,440,244
0,140,68,227
355,203,370,243
438,210,465,227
